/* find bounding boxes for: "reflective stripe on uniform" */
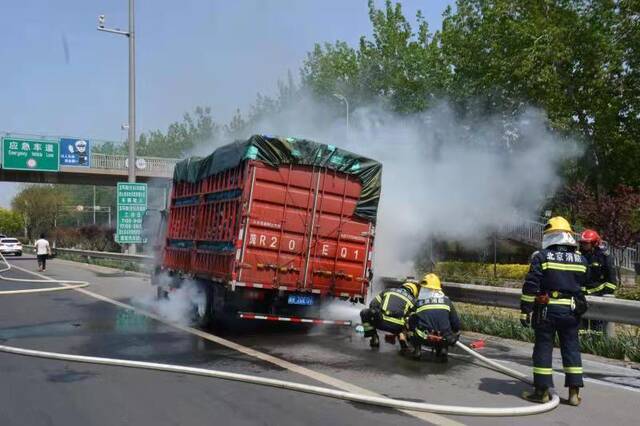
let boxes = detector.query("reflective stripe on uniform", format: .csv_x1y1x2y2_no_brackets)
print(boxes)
362,323,374,331
548,298,572,306
375,295,382,304
381,314,405,325
584,283,606,294
533,367,553,375
541,262,587,273
382,292,414,312
415,328,429,340
416,304,450,313
604,282,617,291
521,294,535,303
563,366,583,374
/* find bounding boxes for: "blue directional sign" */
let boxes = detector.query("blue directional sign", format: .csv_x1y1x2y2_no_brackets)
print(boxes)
59,138,91,167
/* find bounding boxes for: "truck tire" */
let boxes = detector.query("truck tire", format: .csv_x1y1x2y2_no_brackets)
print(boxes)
191,281,214,329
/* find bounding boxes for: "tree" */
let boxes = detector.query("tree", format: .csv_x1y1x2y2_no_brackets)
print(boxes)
136,106,219,158
11,185,69,241
301,0,447,113
93,107,220,158
0,208,23,237
440,0,640,189
564,182,640,250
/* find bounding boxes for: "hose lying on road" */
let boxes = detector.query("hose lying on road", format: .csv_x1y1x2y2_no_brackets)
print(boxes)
0,253,558,416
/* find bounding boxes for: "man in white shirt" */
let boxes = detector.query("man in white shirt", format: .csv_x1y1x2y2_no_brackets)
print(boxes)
34,233,52,272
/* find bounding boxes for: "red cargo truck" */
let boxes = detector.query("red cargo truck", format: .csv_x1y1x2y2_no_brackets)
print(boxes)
154,135,382,327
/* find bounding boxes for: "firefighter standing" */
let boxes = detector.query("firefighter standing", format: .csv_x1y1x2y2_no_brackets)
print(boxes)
360,281,419,350
520,217,588,406
579,229,618,332
407,273,461,361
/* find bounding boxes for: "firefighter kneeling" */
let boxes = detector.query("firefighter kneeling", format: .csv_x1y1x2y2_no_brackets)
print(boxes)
360,281,419,351
406,274,460,362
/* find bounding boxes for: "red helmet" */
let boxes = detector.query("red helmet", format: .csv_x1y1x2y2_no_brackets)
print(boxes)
580,229,601,245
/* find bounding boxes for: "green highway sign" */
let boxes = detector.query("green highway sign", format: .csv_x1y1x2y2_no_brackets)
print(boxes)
1,137,60,172
116,182,148,244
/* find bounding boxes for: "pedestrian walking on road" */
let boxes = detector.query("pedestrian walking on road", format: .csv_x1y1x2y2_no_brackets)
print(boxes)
35,233,52,272
520,217,589,406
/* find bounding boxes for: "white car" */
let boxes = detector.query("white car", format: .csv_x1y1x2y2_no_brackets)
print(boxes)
0,238,23,256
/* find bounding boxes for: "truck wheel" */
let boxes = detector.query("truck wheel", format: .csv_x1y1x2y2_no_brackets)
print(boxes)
191,281,214,329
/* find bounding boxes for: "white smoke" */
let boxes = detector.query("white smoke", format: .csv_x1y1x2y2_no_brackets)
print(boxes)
132,273,205,325
233,97,581,276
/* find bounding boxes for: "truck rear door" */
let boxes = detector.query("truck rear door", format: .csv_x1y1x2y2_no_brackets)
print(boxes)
238,163,372,298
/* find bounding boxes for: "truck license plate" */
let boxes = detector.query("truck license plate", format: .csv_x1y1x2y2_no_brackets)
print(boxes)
287,295,314,306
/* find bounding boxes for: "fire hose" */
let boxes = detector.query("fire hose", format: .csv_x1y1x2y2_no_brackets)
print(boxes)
0,253,559,416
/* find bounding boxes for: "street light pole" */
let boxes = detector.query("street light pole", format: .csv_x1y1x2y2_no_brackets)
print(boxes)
128,0,136,185
98,0,136,254
333,93,349,140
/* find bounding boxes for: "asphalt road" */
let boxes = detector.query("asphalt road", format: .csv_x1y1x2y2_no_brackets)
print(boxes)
1,256,639,426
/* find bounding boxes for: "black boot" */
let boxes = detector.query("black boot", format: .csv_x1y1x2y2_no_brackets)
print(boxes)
399,338,411,355
369,333,380,348
435,347,448,363
412,343,422,360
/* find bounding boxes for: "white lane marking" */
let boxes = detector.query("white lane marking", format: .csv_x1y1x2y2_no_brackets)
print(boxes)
5,261,462,426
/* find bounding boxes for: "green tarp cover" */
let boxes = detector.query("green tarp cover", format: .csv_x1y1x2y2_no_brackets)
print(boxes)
173,135,382,221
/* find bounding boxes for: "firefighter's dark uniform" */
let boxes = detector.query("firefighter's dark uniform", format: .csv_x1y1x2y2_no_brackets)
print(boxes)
581,246,617,331
360,287,415,338
582,246,617,296
407,294,461,356
521,246,588,390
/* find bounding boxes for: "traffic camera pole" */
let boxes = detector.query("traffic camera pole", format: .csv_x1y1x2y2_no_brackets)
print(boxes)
127,0,137,255
98,0,137,254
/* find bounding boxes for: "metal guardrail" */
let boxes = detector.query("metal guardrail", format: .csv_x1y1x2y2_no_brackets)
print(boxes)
24,246,153,263
381,277,640,326
91,153,178,176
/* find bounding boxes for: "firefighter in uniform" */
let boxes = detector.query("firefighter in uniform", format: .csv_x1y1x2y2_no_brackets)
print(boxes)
520,217,588,406
360,281,419,350
406,273,461,361
579,229,618,332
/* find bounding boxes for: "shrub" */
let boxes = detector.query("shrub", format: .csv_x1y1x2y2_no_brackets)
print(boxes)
434,261,529,284
617,286,640,301
458,308,640,362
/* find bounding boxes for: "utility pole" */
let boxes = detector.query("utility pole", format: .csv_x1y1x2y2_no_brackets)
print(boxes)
93,186,96,225
98,0,136,253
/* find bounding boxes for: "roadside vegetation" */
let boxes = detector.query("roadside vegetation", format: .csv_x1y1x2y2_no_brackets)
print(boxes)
457,303,640,363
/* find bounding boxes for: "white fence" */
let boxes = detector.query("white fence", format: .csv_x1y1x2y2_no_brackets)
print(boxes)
91,153,178,176
500,219,639,272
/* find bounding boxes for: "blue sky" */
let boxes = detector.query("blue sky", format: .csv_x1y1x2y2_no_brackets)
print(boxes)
0,0,454,206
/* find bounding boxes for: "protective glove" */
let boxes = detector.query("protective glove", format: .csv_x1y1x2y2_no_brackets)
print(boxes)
520,312,531,328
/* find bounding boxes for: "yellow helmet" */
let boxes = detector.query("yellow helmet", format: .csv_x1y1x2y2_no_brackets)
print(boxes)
420,273,442,291
544,216,573,234
401,282,419,298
